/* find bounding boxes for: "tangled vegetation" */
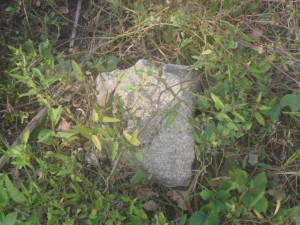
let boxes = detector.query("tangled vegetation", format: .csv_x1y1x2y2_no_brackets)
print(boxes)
0,0,299,224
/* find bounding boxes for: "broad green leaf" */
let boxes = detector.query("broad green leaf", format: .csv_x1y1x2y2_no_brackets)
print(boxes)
206,210,219,225
226,122,238,131
56,130,78,138
22,129,30,144
48,106,62,126
32,68,48,87
280,93,300,112
200,189,214,201
269,104,281,121
91,135,102,152
102,117,120,123
4,175,26,203
252,172,267,191
197,96,210,109
251,193,268,212
130,170,144,184
284,149,300,167
178,214,187,225
135,151,144,162
0,188,9,208
45,152,70,161
73,125,91,138
216,113,232,121
189,212,207,225
106,55,119,72
2,212,18,225
211,93,224,110
71,60,83,81
37,129,54,145
229,169,248,186
232,111,245,122
255,112,265,126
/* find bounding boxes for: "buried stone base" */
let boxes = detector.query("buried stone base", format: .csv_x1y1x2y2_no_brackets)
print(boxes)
96,60,198,187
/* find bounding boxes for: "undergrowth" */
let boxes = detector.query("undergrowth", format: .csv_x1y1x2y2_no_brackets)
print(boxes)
0,0,299,224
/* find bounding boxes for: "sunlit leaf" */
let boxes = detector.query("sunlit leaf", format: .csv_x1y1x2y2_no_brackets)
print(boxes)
202,49,213,55
22,129,30,144
102,117,120,123
255,112,265,126
92,109,99,122
211,93,224,110
91,135,102,152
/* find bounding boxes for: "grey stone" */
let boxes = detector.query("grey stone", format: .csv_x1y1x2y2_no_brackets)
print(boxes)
96,59,198,187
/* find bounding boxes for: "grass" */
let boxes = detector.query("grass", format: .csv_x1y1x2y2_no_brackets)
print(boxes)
0,0,300,224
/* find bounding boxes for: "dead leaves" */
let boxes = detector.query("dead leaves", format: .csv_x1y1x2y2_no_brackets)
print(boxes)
137,188,189,212
167,190,188,211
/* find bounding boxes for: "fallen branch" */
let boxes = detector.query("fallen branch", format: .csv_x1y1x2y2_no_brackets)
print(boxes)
69,0,82,48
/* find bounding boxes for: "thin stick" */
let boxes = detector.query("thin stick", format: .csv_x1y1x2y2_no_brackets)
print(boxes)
70,0,82,48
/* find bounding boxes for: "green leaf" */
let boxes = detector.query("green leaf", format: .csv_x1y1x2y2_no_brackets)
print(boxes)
229,169,248,186
91,109,99,122
232,111,245,122
197,96,210,109
0,188,9,208
38,129,54,145
22,129,30,144
252,195,268,213
48,106,62,126
135,151,144,163
178,214,187,225
200,189,214,201
130,170,144,184
206,210,219,225
102,117,120,123
252,172,267,191
71,60,83,81
106,55,119,72
4,175,26,203
32,68,48,87
123,130,141,146
165,103,181,128
2,212,18,225
211,93,224,110
280,93,300,112
216,113,232,121
189,212,207,225
73,125,91,138
284,149,300,167
269,103,282,121
111,141,118,161
255,112,265,126
91,135,102,152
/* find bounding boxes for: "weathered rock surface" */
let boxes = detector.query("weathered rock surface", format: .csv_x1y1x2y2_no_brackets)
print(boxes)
96,59,198,187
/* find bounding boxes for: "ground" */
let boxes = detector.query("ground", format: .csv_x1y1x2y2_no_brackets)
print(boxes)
0,1,299,224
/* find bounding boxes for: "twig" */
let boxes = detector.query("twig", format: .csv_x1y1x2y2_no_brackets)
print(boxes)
69,0,82,48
